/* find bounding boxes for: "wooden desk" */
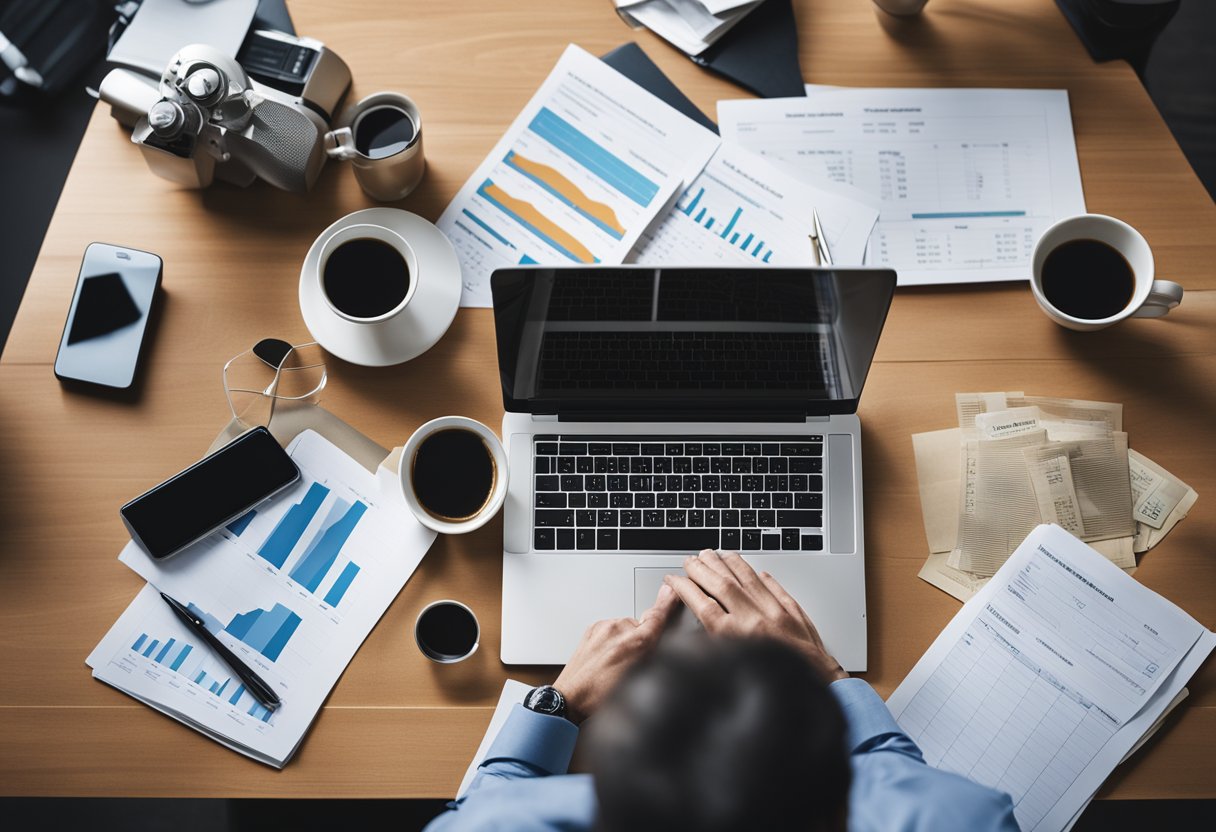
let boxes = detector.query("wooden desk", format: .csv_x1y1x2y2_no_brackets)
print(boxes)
1,0,1212,800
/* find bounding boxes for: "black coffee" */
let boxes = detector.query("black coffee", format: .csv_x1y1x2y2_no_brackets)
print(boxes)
412,429,496,521
1041,238,1135,320
416,602,478,660
355,106,416,159
322,238,410,319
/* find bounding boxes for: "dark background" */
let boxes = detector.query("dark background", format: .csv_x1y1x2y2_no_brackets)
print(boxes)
0,0,1212,829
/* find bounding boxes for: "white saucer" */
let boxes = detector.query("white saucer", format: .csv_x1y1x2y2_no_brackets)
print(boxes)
299,208,461,367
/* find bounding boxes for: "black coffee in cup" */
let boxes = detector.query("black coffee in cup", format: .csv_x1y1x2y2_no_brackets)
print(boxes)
354,105,416,159
415,601,479,662
322,238,410,319
1041,238,1135,320
411,429,497,521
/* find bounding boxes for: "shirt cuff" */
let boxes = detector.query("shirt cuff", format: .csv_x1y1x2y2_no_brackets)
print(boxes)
482,704,580,776
829,678,904,754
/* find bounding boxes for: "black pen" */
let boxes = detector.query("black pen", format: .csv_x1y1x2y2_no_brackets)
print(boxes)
159,591,282,712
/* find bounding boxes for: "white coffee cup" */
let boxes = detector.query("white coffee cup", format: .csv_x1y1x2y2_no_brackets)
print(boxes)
317,222,418,324
398,416,508,534
1031,214,1183,331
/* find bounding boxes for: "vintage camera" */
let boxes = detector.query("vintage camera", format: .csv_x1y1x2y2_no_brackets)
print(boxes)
97,30,351,192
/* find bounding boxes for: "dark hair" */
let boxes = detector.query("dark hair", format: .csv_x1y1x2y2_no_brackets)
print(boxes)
587,636,850,832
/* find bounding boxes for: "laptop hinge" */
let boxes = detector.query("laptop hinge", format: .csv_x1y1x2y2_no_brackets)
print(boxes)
555,411,810,423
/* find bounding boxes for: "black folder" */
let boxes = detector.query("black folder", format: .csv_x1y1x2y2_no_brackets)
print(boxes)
600,42,719,134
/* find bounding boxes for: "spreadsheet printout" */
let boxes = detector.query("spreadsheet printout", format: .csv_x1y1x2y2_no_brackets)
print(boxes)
718,89,1086,286
886,524,1210,831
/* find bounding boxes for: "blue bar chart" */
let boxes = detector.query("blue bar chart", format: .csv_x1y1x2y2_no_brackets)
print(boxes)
185,599,303,662
257,482,329,568
129,628,275,724
244,478,367,608
676,187,774,262
226,510,257,537
224,603,303,662
287,499,367,595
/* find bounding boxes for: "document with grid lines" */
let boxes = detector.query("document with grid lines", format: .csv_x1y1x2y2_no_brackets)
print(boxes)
886,524,1213,831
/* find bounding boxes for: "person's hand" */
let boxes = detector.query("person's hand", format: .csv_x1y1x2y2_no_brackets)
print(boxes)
664,549,848,683
553,582,680,724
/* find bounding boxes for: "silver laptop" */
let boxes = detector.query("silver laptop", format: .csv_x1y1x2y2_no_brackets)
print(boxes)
492,266,896,670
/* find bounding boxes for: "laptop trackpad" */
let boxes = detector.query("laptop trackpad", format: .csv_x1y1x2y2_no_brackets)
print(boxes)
634,567,684,618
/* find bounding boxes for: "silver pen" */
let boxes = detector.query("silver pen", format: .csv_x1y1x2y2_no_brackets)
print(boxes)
812,210,833,266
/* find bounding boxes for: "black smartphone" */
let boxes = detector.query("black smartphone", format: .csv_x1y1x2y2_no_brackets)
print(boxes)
54,242,162,389
121,427,301,560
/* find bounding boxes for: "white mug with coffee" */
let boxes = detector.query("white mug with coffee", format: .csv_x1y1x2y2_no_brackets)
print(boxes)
399,416,508,534
1031,214,1183,331
325,91,425,202
414,599,480,664
318,223,417,323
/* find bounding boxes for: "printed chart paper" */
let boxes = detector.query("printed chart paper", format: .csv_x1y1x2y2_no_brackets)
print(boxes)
631,142,879,266
719,89,1086,285
887,524,1212,831
88,430,436,766
439,45,719,306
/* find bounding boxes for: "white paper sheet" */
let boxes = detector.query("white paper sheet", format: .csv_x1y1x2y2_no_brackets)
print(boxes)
88,431,436,767
438,45,719,307
108,0,258,76
456,679,534,799
718,89,1086,285
887,524,1212,831
631,142,879,266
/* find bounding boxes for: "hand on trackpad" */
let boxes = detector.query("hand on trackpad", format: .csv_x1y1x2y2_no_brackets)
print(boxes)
634,566,703,636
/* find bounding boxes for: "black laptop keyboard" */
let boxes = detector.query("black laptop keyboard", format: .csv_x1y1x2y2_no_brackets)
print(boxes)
538,332,824,391
532,435,825,553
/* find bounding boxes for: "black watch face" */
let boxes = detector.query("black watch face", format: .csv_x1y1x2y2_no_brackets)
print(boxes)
534,688,559,712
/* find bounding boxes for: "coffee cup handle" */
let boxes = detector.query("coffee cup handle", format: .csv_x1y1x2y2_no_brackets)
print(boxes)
1132,280,1184,318
324,126,360,161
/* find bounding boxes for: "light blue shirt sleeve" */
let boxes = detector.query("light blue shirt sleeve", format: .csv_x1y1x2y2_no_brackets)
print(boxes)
831,678,1021,832
424,705,595,831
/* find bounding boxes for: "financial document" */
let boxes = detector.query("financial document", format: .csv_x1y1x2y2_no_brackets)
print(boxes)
887,524,1212,831
88,431,436,766
718,89,1086,285
631,142,879,266
438,45,719,306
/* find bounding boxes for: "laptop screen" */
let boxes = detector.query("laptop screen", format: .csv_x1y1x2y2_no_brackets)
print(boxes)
491,267,896,417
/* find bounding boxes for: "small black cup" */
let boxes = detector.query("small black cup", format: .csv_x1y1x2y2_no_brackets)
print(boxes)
415,600,480,663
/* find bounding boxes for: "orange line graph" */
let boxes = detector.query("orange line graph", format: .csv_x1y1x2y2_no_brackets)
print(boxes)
480,181,598,264
505,151,627,238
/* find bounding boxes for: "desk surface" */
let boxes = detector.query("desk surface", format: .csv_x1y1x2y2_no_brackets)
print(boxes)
1,0,1213,800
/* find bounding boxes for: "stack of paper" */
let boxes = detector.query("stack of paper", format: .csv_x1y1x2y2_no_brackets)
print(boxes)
86,431,436,767
887,524,1215,831
440,45,880,308
613,0,761,56
719,88,1087,285
913,392,1197,603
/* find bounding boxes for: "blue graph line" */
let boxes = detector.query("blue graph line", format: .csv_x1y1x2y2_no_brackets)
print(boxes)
910,210,1027,219
528,107,659,207
461,208,514,248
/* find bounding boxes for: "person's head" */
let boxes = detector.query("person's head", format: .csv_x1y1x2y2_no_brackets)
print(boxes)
586,635,850,832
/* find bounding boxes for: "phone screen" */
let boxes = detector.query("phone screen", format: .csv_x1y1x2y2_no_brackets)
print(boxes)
121,428,300,559
54,243,162,389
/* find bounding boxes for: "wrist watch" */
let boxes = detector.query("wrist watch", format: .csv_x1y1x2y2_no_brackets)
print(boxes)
523,685,568,719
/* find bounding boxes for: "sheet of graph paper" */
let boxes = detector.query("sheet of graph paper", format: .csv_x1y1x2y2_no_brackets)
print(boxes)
887,524,1209,831
719,89,1085,285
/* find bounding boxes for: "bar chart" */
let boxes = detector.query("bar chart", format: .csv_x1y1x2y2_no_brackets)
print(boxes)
676,186,773,262
243,479,366,608
128,629,274,724
185,599,302,662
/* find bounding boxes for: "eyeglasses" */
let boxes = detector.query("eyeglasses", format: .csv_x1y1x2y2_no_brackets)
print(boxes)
223,339,327,428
